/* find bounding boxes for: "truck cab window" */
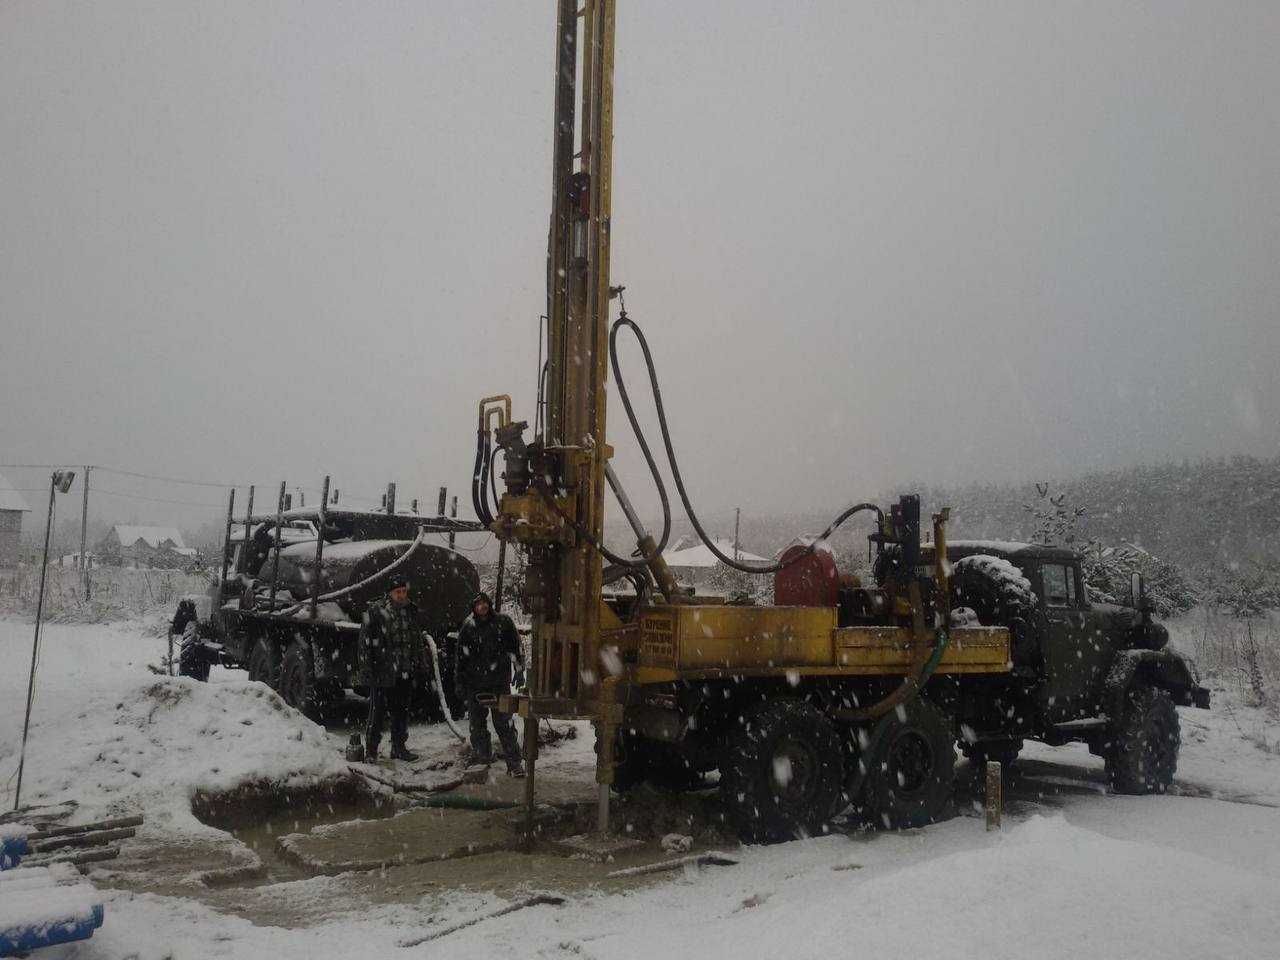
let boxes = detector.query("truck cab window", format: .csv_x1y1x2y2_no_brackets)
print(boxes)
1041,564,1071,607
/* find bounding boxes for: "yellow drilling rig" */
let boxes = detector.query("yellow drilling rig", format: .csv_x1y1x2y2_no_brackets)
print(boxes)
473,0,1011,842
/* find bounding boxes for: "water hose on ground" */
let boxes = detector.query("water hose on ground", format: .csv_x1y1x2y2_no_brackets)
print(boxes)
425,634,467,742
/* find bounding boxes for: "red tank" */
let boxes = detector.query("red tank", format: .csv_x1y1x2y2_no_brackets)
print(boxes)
774,543,840,607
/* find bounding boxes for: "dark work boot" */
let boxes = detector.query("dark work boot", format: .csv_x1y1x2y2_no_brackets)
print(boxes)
390,744,419,762
344,734,365,762
365,739,380,761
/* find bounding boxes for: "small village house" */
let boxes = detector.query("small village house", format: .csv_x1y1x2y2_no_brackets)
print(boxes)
662,536,770,592
0,472,31,566
97,525,197,569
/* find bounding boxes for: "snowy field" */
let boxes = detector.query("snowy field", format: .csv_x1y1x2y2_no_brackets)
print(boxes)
3,614,1279,959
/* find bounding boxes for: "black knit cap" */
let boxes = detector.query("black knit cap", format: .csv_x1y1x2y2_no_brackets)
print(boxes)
387,573,410,591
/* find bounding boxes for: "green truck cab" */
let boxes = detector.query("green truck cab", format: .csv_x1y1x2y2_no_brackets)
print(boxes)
912,540,1210,792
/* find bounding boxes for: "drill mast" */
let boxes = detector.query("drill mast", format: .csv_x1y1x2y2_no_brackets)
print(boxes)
536,0,616,709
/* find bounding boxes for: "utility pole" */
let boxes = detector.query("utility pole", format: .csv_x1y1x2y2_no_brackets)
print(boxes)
79,465,91,600
16,469,75,810
449,496,458,551
733,507,741,562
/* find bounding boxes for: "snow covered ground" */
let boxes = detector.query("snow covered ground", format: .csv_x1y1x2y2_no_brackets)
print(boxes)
2,614,1279,959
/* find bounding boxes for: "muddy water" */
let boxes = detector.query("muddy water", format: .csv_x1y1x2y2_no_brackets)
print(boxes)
192,778,401,883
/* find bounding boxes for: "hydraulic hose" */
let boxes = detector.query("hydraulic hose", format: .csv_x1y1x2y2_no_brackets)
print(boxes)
425,634,467,742
609,312,884,574
472,429,493,527
261,527,430,619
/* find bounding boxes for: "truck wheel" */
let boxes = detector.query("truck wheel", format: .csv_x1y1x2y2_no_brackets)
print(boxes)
720,700,844,843
612,732,704,794
280,640,328,721
177,621,211,682
1106,685,1179,794
862,697,955,829
247,638,281,689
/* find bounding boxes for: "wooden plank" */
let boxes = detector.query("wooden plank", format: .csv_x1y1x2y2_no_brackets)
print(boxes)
31,827,136,853
19,847,121,869
27,816,143,841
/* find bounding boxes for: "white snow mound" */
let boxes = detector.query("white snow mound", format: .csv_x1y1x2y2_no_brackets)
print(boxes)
5,676,344,830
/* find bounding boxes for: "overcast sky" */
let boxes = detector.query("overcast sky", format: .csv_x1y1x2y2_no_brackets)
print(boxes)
2,1,1277,535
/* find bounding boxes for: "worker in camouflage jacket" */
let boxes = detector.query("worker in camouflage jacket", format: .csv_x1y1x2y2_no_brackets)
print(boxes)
454,591,524,776
358,574,429,762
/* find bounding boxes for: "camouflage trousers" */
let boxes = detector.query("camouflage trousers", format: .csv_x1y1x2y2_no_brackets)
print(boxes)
465,690,521,768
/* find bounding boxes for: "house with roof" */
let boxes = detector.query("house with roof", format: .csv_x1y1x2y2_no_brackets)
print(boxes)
0,472,32,566
662,536,770,591
97,525,197,569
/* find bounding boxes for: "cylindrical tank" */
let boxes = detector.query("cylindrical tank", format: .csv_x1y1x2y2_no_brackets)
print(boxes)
272,539,480,642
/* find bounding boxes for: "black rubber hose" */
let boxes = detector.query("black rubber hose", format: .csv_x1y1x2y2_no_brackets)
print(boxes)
607,321,673,558
609,313,884,575
489,443,502,517
479,432,495,524
472,429,493,526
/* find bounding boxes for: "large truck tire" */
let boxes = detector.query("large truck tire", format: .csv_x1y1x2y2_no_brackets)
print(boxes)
860,697,955,829
720,699,844,843
280,639,331,721
950,554,1035,622
1106,684,1179,794
246,637,281,689
177,621,211,682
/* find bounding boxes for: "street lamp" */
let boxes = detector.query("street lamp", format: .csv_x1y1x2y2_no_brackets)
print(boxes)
13,469,76,811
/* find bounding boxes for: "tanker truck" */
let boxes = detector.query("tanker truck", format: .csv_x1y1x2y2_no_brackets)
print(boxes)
169,502,488,721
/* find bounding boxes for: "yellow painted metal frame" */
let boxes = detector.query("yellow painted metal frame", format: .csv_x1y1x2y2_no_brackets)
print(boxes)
625,604,1010,684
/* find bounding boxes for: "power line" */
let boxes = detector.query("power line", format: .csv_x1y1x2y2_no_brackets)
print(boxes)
94,466,238,489
92,487,225,509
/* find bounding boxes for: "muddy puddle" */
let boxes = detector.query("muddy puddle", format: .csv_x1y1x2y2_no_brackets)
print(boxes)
192,778,401,883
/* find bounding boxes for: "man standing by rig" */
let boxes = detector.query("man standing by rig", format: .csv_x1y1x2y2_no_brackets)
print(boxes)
358,574,425,762
455,591,525,776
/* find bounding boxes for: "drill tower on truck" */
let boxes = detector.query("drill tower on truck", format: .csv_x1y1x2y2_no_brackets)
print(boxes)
472,0,1012,840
